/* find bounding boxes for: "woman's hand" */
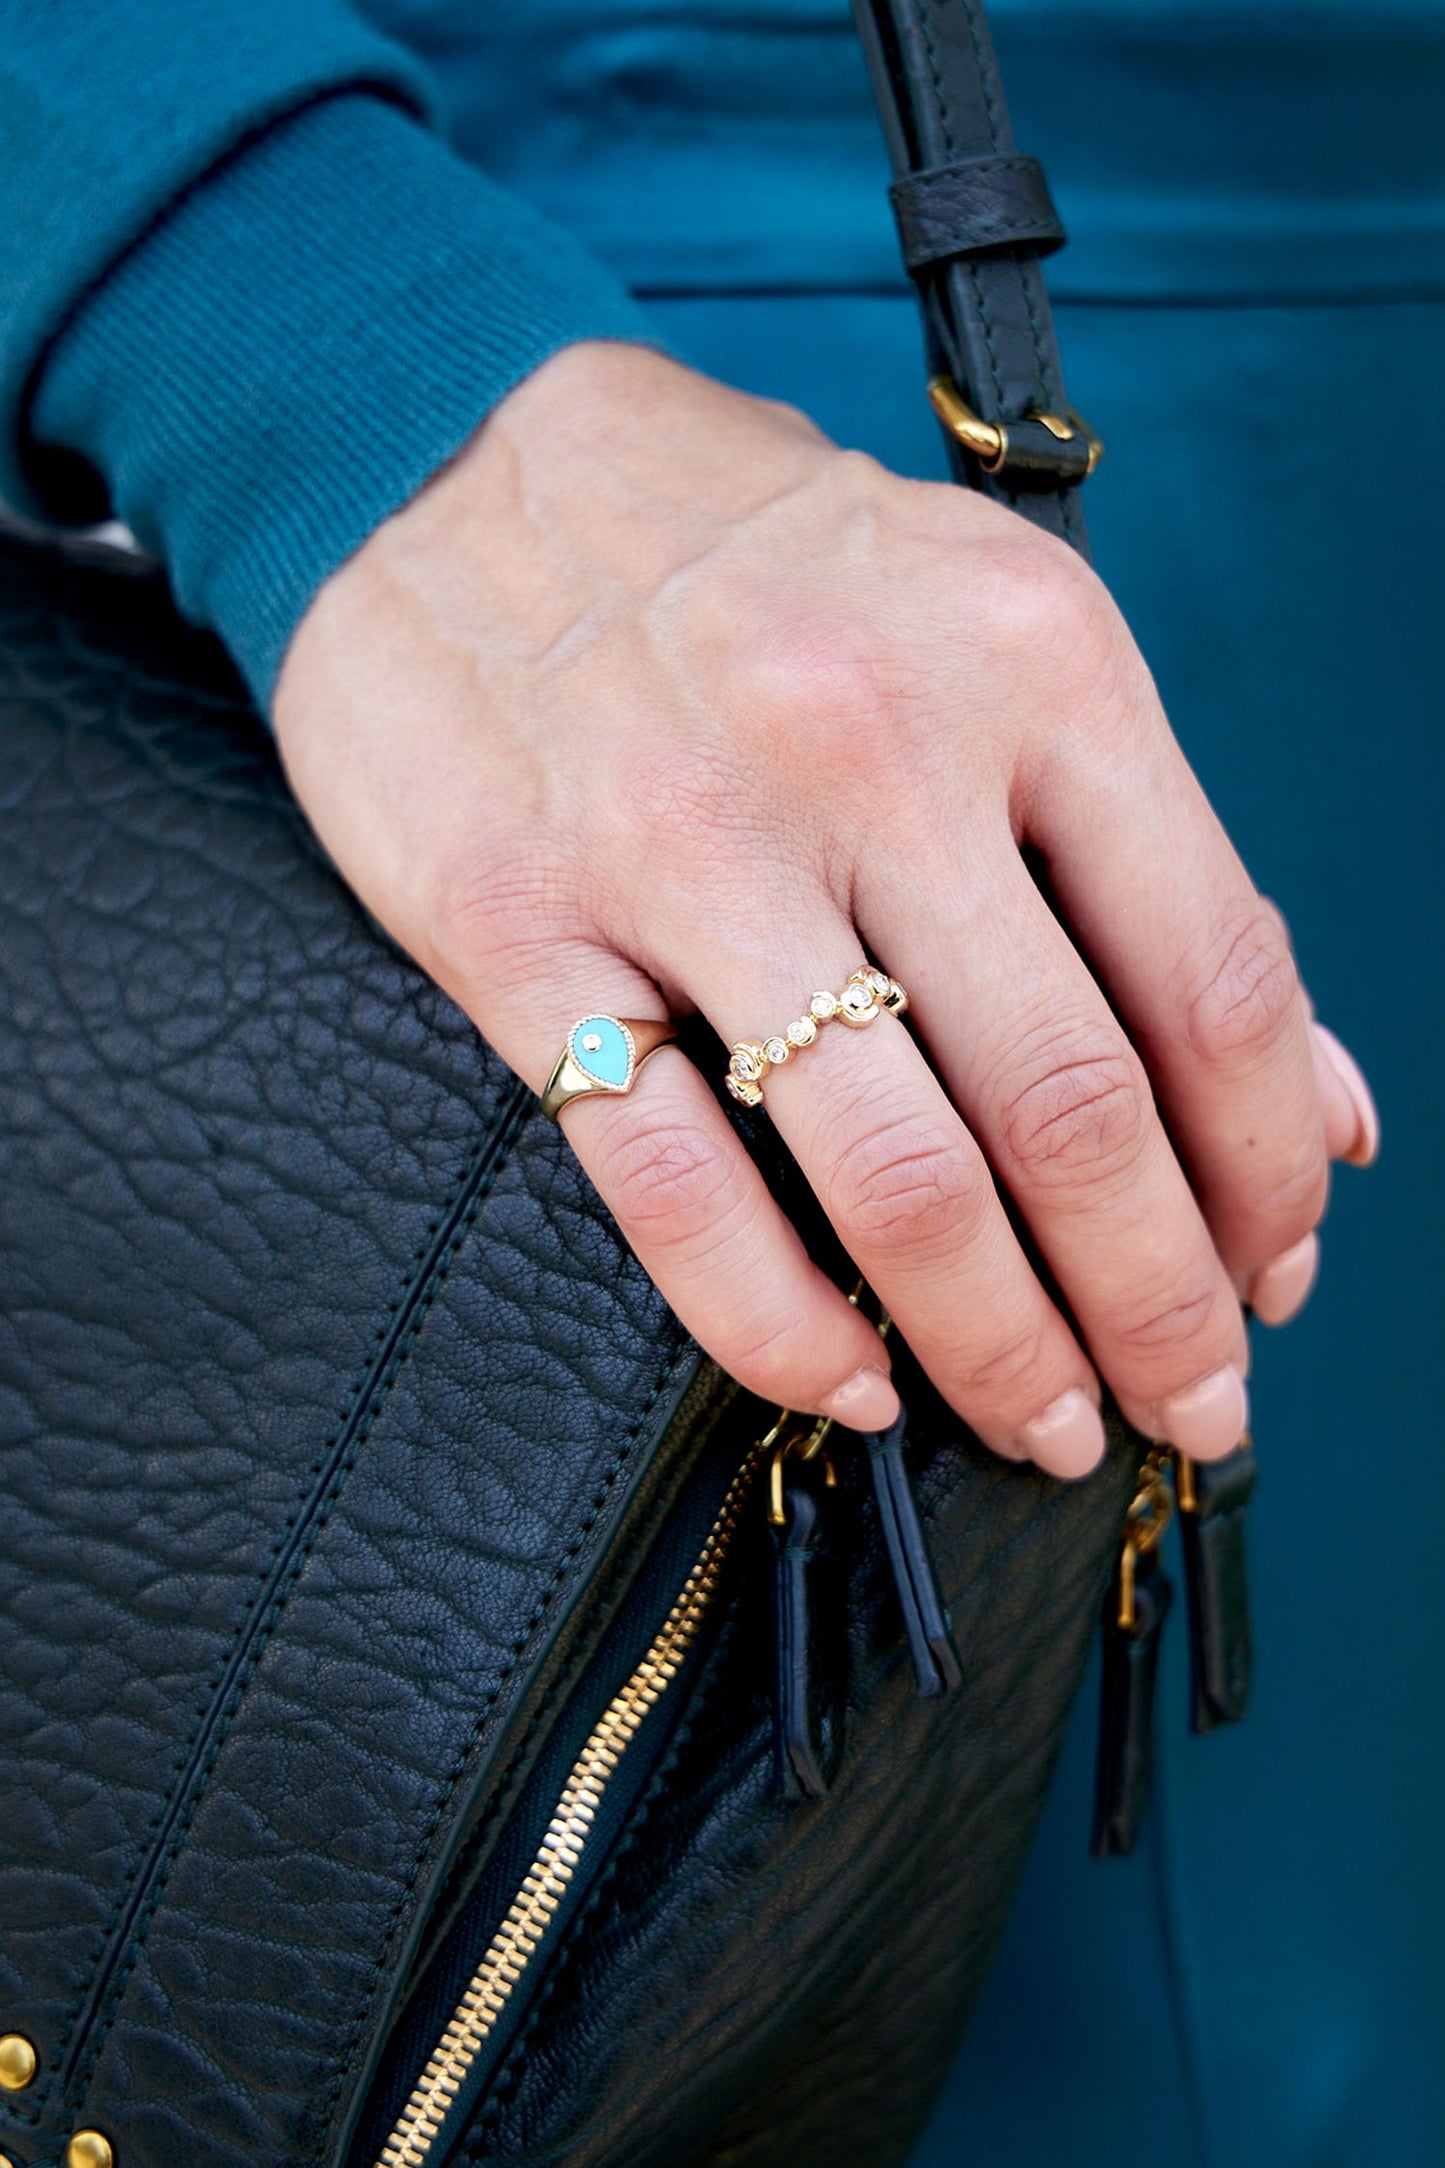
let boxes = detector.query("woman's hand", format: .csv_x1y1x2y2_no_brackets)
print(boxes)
274,342,1377,1479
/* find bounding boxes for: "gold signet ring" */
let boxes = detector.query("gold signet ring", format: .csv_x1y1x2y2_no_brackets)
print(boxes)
540,1015,680,1123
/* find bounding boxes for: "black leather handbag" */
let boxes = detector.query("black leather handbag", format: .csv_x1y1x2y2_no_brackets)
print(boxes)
0,6,1252,2166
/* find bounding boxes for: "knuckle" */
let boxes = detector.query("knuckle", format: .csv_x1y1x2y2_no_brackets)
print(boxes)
831,1114,986,1258
1246,1144,1330,1247
724,1308,828,1403
998,1039,1151,1191
952,1318,1054,1414
1255,892,1295,950
1109,1282,1228,1365
597,1115,740,1249
754,393,829,444
1186,908,1301,1068
977,533,1121,691
733,608,899,755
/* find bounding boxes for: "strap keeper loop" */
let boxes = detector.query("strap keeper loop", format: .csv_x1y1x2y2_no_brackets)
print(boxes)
890,153,1065,273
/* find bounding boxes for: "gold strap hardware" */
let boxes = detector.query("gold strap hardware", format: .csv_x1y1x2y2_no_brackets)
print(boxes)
1117,1449,1174,1631
927,374,1104,479
1173,1430,1253,1519
764,1411,837,1527
762,1283,891,1526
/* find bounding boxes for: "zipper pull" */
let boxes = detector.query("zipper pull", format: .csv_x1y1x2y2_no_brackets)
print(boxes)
769,1432,847,1800
1175,1436,1257,1731
858,1410,962,1698
1091,1449,1173,1858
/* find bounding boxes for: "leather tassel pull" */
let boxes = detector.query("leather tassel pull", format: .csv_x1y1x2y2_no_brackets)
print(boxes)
1091,1451,1173,1858
771,1468,848,1799
1176,1441,1257,1732
862,1413,962,1698
1091,1540,1172,1858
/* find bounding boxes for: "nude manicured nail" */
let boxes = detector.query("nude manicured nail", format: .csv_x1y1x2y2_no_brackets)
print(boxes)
1155,1365,1249,1461
819,1364,900,1432
1249,1231,1319,1327
1315,1024,1380,1167
1016,1387,1107,1480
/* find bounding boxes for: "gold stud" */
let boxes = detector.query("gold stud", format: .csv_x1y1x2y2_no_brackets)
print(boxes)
837,980,878,1025
66,2132,114,2168
0,2035,36,2091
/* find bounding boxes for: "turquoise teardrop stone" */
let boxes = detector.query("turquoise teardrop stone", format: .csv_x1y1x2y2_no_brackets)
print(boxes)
569,1015,633,1090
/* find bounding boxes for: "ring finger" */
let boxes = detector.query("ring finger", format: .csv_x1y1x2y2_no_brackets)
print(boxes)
689,917,1112,1477
447,938,905,1432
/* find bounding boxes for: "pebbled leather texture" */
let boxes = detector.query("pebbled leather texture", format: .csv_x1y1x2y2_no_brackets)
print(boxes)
0,539,702,2168
0,538,1140,2167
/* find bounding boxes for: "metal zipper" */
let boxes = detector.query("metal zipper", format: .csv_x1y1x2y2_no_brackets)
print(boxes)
373,1323,1172,2162
372,1429,772,2168
374,1296,882,2167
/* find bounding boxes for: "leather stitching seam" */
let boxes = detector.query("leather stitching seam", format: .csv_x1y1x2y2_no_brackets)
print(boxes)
58,1086,532,2112
422,1365,709,1949
311,1324,699,2164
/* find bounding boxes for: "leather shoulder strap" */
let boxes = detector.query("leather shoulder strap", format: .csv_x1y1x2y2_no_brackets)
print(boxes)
852,0,1096,554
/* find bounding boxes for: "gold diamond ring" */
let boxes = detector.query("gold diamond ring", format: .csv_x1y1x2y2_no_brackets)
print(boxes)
541,1014,680,1122
725,967,907,1107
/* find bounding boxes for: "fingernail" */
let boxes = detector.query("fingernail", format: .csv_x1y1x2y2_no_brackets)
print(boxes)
1015,1387,1107,1481
1248,1231,1319,1327
1155,1364,1249,1460
1315,1024,1380,1167
819,1364,900,1432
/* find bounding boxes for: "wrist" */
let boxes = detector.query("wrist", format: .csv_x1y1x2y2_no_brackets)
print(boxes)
31,96,665,710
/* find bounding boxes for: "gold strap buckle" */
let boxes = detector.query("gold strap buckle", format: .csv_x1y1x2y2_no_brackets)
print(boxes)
927,374,1104,479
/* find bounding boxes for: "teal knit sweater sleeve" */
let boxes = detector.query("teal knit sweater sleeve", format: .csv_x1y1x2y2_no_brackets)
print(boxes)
0,3,657,703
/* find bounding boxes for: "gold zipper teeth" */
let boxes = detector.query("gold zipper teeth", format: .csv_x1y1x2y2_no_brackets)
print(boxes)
373,1447,764,2168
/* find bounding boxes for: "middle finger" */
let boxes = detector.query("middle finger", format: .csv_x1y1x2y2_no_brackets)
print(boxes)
691,910,1111,1477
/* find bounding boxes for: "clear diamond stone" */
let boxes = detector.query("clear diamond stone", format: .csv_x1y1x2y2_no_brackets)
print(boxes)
581,1032,603,1053
730,1045,763,1083
786,1017,816,1047
763,1037,790,1065
867,969,890,996
809,991,837,1021
840,983,876,1021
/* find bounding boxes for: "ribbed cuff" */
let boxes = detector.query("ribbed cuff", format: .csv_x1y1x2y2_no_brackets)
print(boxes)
30,93,662,705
